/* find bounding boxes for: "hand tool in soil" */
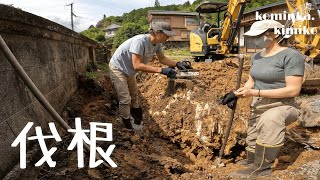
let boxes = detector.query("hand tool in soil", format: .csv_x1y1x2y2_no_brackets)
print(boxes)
167,61,200,80
214,54,244,167
0,35,111,167
165,64,200,94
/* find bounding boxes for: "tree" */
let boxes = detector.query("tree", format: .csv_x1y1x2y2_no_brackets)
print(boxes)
245,0,278,11
96,20,104,28
80,27,105,42
192,0,202,5
183,1,190,6
154,0,160,7
113,23,148,48
103,16,123,28
104,37,113,46
81,1,197,43
95,34,106,42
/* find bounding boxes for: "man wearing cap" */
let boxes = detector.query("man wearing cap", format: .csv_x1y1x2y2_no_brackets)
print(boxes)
109,22,192,129
228,20,305,177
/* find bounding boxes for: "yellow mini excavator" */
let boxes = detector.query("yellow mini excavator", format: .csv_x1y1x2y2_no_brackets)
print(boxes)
190,0,320,62
284,0,320,88
190,0,249,62
285,0,320,60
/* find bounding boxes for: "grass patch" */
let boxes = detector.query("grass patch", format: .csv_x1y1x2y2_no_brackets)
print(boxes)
164,48,192,61
85,71,98,80
164,48,191,56
97,62,109,73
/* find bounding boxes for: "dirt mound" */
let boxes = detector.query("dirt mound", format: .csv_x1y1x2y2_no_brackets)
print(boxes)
14,61,320,180
138,58,251,167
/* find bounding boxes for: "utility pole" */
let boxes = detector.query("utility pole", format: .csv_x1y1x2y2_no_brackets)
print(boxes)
66,3,76,30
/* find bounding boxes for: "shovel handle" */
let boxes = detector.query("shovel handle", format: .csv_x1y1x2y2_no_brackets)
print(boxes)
255,102,284,110
218,54,245,159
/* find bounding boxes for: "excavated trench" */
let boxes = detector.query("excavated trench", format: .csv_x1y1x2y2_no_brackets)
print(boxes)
69,58,251,179
13,58,320,179
136,59,251,163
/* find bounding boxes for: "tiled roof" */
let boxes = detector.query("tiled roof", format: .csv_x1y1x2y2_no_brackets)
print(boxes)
148,10,198,16
105,24,121,30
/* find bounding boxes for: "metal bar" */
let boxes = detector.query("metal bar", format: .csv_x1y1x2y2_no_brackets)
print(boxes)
227,4,246,48
218,54,244,159
0,35,109,166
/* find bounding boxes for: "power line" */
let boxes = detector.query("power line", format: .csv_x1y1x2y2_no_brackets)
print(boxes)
66,3,77,31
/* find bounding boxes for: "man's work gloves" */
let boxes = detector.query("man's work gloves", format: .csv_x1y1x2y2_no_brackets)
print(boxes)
161,61,192,79
220,91,238,109
176,61,193,70
161,67,176,79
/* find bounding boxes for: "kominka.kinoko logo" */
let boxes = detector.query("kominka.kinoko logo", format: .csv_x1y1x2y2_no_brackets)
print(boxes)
256,11,318,35
256,11,315,22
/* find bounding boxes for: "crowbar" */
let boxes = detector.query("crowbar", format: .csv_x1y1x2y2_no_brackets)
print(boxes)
215,54,245,167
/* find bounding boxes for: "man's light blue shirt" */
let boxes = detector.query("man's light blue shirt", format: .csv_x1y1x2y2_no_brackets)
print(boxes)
110,34,163,76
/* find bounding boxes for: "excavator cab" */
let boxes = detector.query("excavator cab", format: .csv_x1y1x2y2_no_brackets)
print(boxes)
190,0,247,61
190,1,228,61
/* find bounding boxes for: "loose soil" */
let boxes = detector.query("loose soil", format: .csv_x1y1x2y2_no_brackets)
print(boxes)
15,58,320,180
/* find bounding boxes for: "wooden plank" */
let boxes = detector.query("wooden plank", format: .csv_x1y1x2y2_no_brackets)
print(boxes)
303,78,320,87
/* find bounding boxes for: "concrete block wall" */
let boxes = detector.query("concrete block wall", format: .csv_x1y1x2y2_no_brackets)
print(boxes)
0,4,98,178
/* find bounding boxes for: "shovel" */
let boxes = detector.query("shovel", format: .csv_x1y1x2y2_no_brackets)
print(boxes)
214,54,245,167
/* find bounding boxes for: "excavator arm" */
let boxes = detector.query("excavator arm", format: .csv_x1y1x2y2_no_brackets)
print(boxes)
286,0,320,59
217,0,249,54
308,0,320,59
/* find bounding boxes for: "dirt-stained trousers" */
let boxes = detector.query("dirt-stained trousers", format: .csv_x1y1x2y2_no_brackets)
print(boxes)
108,63,139,119
246,97,301,152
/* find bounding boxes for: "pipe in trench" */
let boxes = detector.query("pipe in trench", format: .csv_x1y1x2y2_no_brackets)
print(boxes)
0,35,108,166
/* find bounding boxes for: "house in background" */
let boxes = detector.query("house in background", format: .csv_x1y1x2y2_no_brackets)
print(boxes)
103,24,121,38
148,10,199,41
239,2,287,52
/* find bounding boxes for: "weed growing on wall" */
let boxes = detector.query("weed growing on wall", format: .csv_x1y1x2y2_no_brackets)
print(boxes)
97,62,109,74
85,71,98,80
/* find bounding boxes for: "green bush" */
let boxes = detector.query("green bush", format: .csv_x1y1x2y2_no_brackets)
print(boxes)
112,23,148,48
95,34,106,42
85,71,97,79
81,27,105,41
97,62,109,74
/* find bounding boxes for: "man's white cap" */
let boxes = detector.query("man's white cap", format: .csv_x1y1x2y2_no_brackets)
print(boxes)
244,20,283,36
150,22,176,37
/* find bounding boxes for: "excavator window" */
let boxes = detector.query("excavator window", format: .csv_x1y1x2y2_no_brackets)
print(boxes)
202,23,211,33
208,24,220,38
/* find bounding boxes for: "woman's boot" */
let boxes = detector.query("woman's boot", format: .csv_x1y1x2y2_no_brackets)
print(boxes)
229,143,282,178
237,150,254,166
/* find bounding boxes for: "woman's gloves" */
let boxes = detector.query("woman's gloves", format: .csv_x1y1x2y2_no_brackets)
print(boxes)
220,91,238,109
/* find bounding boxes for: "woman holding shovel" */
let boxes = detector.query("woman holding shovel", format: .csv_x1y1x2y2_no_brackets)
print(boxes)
230,20,305,178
